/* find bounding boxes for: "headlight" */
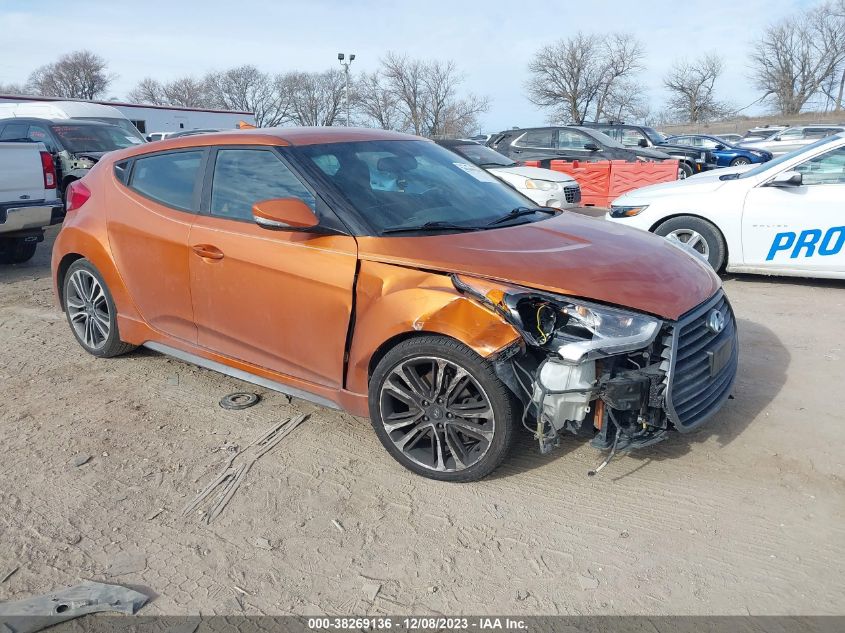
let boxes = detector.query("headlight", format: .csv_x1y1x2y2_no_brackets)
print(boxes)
524,179,562,192
609,204,648,218
452,276,661,362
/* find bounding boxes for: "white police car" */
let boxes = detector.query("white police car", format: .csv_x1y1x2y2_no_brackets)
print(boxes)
607,132,845,279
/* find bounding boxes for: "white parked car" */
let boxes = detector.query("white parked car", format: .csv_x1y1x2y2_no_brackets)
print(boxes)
738,125,845,156
607,132,845,279
436,139,581,208
0,141,63,263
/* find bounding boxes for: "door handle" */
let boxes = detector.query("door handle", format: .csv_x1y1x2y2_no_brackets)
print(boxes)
191,244,224,260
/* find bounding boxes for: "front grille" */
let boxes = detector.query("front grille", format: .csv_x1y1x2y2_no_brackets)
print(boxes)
564,185,581,203
662,290,738,431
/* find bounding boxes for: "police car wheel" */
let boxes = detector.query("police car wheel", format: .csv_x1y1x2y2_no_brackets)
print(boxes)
655,216,726,271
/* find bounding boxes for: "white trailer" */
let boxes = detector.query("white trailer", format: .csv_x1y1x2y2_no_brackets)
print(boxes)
0,95,255,138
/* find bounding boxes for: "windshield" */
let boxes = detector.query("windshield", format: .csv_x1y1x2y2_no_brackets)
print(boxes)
296,140,542,234
76,117,146,143
450,143,516,167
738,136,842,179
51,124,142,153
643,127,666,144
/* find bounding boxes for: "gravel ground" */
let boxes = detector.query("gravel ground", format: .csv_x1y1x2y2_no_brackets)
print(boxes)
0,226,843,616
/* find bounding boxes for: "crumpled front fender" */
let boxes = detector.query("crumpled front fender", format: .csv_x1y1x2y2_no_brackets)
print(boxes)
344,260,520,396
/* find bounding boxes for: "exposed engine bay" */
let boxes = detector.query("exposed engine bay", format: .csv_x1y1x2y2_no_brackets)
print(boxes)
453,273,738,472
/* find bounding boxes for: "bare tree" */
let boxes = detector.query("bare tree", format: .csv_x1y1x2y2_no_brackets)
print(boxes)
205,65,288,127
279,70,346,127
526,32,644,123
750,1,845,115
604,78,651,122
379,53,488,137
355,71,401,129
127,77,166,105
664,53,729,123
27,50,114,99
0,82,30,95
593,34,646,121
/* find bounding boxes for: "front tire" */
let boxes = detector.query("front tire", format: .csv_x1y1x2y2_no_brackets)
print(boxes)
654,216,727,271
730,157,751,167
63,259,136,358
369,336,516,482
678,162,694,179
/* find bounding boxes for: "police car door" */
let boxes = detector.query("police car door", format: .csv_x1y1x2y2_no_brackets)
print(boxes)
741,143,845,276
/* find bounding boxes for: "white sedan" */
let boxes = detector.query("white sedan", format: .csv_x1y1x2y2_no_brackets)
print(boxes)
437,139,581,208
607,132,845,279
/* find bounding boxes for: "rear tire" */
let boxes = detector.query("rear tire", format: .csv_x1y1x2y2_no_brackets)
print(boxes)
654,216,727,271
369,335,517,482
63,259,137,358
0,238,37,264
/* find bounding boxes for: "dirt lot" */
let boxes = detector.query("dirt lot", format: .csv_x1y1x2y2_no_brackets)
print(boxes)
1,226,843,616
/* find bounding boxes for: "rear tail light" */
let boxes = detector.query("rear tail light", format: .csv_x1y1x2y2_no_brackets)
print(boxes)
40,151,56,189
65,181,91,212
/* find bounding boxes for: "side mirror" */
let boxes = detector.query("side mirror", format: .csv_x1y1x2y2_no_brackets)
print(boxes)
637,138,649,148
583,143,600,152
767,171,803,188
253,198,319,230
714,144,725,151
773,136,782,142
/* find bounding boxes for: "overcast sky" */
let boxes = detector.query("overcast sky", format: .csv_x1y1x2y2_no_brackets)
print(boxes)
0,0,812,131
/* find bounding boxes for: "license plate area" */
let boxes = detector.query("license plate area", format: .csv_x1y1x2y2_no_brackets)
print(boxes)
708,337,732,377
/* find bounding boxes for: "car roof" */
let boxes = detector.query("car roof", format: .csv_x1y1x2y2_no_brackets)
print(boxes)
0,117,119,127
435,138,479,147
111,126,424,161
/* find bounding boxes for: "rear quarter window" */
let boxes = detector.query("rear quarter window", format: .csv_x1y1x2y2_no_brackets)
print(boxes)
129,151,203,211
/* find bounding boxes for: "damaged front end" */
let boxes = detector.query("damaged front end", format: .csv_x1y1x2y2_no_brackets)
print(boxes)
453,274,738,468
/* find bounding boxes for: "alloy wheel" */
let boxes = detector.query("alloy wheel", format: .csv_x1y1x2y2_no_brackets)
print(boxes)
666,229,710,258
378,356,496,473
66,269,111,350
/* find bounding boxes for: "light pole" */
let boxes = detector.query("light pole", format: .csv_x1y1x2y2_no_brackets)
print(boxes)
338,52,355,127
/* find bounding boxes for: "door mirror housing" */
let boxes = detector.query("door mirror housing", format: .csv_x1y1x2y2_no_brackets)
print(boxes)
583,143,600,152
637,138,649,148
253,198,319,230
767,171,803,188
773,136,782,142
714,144,725,151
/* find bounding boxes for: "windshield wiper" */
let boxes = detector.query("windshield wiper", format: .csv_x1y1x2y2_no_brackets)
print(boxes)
380,221,484,235
486,206,556,227
477,162,514,168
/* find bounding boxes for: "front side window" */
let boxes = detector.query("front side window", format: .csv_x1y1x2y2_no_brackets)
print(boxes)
514,129,553,149
794,146,845,185
130,151,203,211
778,128,804,140
619,129,647,147
211,149,316,221
296,140,537,234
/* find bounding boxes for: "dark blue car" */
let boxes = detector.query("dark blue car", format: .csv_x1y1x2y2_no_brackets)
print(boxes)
665,134,773,167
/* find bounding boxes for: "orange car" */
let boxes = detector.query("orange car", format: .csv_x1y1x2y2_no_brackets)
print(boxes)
52,127,737,481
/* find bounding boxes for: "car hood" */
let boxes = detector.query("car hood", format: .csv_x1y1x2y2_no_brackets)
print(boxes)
356,212,720,320
633,147,673,160
616,164,754,201
488,165,577,183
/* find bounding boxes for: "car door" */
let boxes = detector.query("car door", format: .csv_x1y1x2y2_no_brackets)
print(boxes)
741,144,845,274
109,149,205,343
187,146,357,389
